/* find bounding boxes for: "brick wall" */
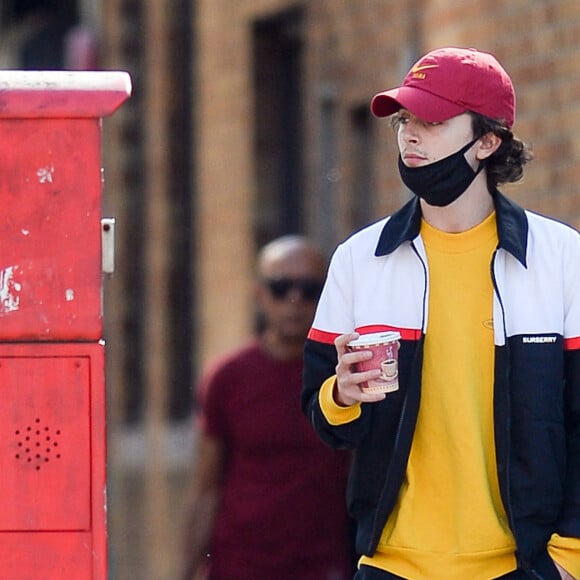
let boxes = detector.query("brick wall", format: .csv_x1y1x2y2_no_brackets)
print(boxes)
305,1,580,225
196,1,580,300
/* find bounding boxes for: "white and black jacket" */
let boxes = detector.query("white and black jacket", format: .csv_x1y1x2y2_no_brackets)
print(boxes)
302,191,580,578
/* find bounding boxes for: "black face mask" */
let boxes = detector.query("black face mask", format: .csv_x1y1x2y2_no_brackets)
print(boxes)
398,138,485,207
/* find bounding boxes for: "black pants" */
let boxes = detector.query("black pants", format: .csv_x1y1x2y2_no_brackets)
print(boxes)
354,565,534,579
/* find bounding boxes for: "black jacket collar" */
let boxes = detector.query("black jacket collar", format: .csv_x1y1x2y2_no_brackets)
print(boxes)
374,190,528,267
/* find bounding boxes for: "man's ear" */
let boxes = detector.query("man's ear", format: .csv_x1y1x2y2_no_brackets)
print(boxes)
476,131,502,160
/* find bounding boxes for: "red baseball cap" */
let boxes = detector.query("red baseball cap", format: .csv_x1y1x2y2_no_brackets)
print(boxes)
371,47,515,128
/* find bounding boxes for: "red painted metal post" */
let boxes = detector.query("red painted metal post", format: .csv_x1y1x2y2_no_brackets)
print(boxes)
0,71,131,579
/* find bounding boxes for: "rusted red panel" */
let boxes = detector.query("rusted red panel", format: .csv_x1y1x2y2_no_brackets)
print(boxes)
0,355,91,529
0,118,102,340
0,342,106,579
0,70,131,342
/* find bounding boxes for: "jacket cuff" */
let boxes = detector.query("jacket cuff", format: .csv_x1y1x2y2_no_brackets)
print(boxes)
318,375,362,425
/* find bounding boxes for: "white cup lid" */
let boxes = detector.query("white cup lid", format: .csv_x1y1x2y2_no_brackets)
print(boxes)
347,331,401,347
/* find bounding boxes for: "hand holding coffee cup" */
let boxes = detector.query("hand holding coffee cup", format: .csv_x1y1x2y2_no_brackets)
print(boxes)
347,331,401,394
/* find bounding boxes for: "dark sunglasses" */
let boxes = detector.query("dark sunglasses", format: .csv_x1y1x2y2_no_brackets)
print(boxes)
263,277,324,301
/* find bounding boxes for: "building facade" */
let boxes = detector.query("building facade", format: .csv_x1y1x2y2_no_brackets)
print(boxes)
1,1,579,578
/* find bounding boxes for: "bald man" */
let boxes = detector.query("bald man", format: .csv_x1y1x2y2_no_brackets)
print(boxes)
182,236,355,580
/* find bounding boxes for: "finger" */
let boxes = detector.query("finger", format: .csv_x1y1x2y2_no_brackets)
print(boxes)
337,367,385,404
339,348,373,369
351,367,382,386
359,391,387,403
338,382,386,405
336,349,377,389
335,332,359,354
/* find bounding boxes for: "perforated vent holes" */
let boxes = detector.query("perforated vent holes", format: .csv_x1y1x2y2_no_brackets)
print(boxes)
15,418,62,471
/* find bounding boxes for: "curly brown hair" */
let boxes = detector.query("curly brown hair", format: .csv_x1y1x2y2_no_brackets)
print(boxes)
469,112,534,191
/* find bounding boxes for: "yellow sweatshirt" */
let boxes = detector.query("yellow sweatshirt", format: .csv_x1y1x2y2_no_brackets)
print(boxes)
361,213,517,578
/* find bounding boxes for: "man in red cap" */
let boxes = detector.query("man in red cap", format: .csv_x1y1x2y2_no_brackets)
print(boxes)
302,47,580,579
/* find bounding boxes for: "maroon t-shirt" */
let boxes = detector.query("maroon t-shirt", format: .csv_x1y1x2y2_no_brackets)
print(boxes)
197,341,354,580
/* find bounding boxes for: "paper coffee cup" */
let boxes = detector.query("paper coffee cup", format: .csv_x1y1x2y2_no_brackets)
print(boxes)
347,331,401,393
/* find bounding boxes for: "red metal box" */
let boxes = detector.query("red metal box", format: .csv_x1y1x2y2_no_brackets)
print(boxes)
0,342,106,579
0,71,130,341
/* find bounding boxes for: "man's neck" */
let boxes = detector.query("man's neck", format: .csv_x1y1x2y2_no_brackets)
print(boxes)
420,176,494,233
260,330,304,361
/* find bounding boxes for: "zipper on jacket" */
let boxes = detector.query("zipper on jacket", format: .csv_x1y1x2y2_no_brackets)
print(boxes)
367,241,428,554
368,393,409,554
490,249,519,550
